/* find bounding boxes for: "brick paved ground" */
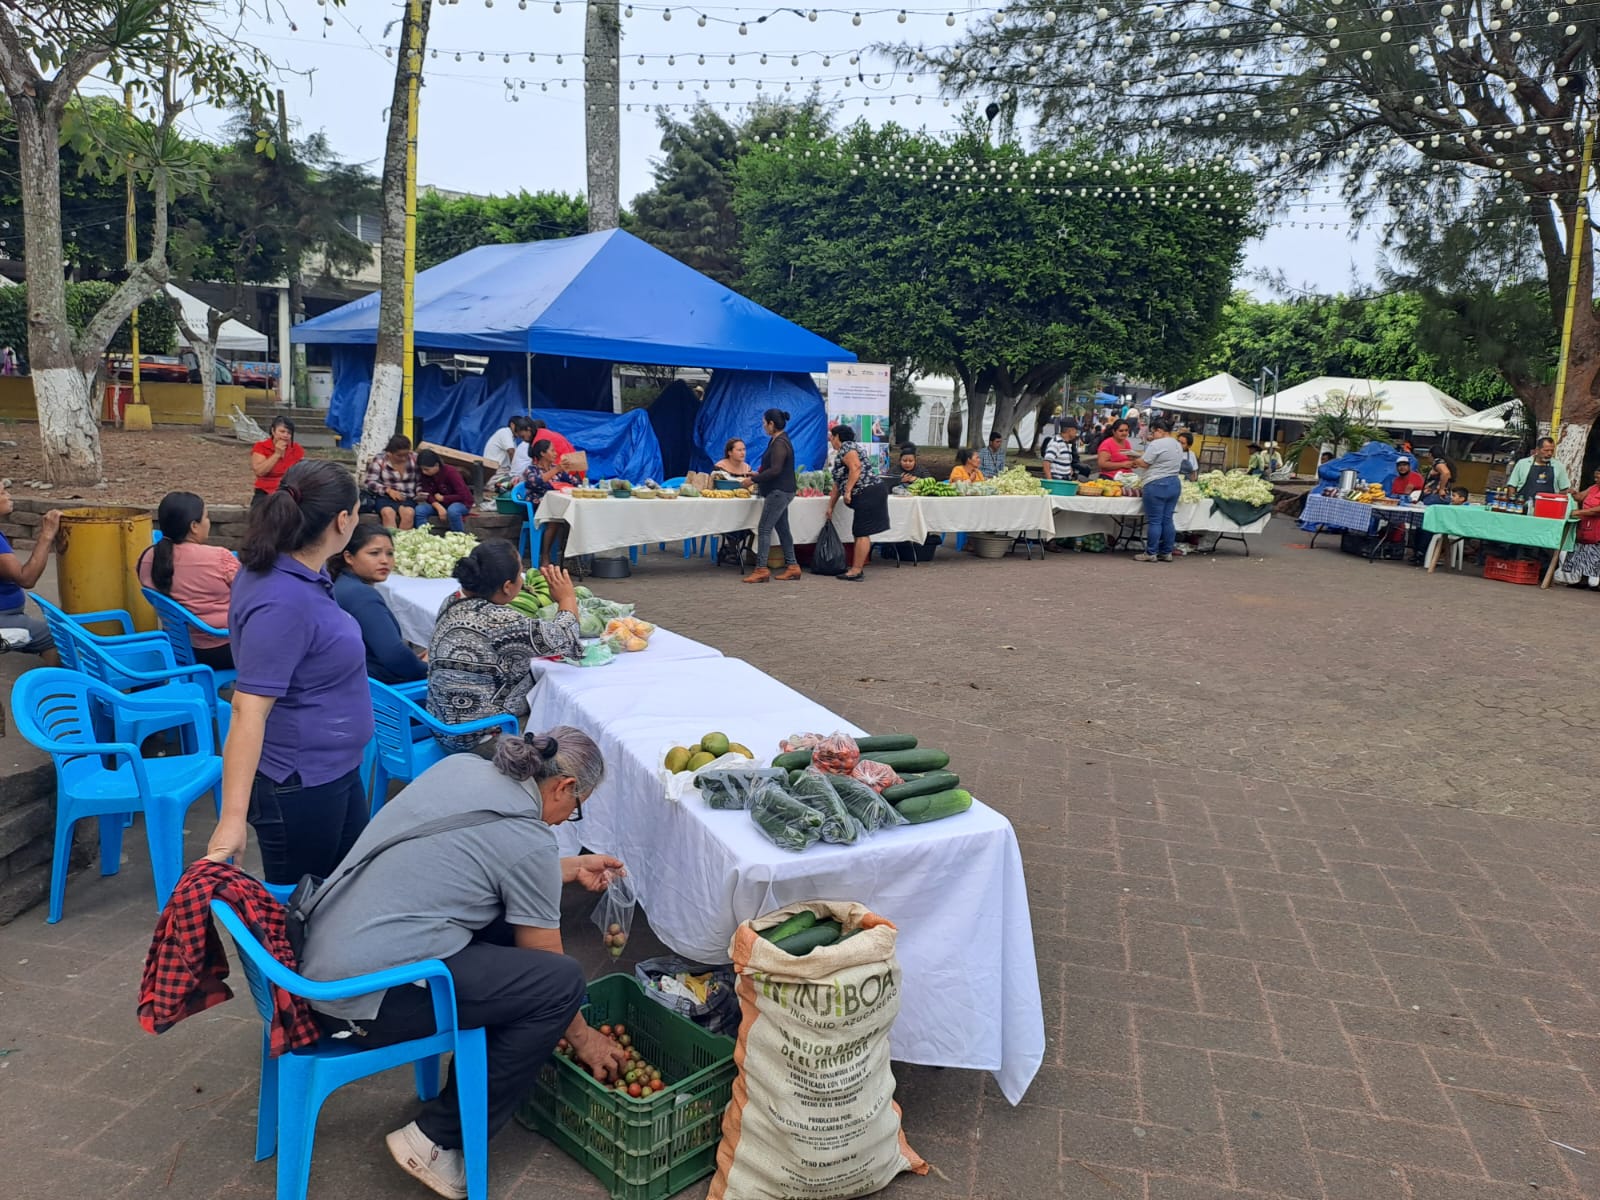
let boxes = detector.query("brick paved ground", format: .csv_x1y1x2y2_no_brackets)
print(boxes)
4,524,1600,1200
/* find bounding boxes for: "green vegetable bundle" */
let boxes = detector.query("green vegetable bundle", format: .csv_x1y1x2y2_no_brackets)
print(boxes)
1195,470,1274,506
749,781,824,852
790,768,861,845
909,477,957,497
992,465,1044,496
391,528,479,578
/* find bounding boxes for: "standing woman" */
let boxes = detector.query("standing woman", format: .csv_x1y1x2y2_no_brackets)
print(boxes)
744,408,800,583
825,424,889,582
428,542,583,751
136,491,240,670
1097,420,1137,478
250,416,304,507
1131,419,1184,563
331,524,427,685
203,460,373,886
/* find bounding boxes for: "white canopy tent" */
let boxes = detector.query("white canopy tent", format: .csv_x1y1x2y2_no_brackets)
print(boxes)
165,284,269,354
1150,372,1257,419
1450,398,1521,437
1261,376,1490,433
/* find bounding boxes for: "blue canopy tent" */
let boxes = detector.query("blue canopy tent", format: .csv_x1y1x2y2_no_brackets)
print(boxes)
646,380,700,480
691,372,829,474
1299,441,1406,531
292,230,854,471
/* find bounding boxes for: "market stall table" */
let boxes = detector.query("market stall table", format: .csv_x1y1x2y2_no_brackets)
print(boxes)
1364,502,1430,562
377,573,724,661
1048,495,1273,552
524,653,1044,1104
1300,493,1380,548
1422,505,1577,588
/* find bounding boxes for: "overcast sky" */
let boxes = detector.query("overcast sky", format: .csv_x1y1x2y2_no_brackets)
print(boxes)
162,0,1383,296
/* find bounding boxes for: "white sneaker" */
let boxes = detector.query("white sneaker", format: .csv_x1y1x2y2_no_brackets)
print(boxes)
386,1121,467,1200
1131,552,1159,562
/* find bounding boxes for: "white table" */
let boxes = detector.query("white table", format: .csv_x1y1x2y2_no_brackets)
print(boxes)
524,654,1044,1104
376,576,458,647
1048,495,1272,542
914,495,1057,537
536,492,923,557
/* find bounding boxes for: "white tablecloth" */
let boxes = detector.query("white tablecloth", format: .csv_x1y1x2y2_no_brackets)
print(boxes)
376,576,459,647
1048,495,1272,538
536,492,924,555
524,654,1044,1104
914,495,1057,536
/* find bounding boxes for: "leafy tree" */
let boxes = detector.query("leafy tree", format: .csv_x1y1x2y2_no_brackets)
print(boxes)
917,1,1600,474
0,282,176,362
415,189,589,270
168,114,377,429
735,120,1256,441
1198,291,1515,406
631,99,834,287
0,1,270,483
1285,387,1393,461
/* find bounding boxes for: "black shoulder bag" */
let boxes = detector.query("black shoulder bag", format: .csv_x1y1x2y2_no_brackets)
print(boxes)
283,810,511,958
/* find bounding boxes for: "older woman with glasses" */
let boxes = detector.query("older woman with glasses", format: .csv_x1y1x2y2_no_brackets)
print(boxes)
298,726,629,1199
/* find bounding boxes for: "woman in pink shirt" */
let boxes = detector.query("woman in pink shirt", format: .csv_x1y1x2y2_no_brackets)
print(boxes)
136,491,240,670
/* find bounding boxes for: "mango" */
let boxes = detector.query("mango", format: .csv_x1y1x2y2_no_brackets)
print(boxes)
664,747,691,773
687,751,716,771
700,732,730,757
727,742,753,759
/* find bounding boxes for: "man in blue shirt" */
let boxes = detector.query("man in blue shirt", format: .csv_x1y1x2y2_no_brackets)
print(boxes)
0,482,61,660
979,431,1007,478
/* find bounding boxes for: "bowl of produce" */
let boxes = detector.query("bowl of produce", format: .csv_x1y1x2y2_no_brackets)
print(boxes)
1040,479,1078,496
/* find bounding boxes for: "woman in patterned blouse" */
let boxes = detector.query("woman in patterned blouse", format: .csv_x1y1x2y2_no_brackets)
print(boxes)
427,540,582,751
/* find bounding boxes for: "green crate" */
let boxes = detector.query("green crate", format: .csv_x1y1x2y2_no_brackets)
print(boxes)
495,495,525,516
515,974,736,1200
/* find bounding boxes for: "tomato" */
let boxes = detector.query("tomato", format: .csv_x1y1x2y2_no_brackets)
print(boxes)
600,1024,613,1037
628,1083,643,1098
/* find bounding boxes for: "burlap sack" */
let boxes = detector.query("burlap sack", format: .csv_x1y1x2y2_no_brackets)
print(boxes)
709,900,926,1200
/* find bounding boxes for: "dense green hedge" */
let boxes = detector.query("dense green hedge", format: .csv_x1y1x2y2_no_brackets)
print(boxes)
0,281,177,367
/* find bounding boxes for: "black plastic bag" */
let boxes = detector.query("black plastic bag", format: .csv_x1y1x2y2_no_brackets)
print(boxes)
812,521,847,576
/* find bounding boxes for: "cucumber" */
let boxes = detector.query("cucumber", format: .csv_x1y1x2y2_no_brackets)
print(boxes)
774,920,842,955
893,787,973,824
882,771,960,803
855,734,918,752
860,748,950,773
761,910,818,943
772,749,813,771
788,769,806,788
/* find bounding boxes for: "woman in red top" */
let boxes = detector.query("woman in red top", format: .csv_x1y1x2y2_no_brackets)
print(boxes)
1096,420,1137,478
251,415,305,506
1561,466,1600,588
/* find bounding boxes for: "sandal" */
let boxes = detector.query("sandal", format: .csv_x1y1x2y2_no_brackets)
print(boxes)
838,572,864,582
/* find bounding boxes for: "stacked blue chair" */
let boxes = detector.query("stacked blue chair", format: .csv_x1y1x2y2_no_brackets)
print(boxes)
367,679,518,814
28,591,168,674
210,898,489,1200
141,587,238,693
13,669,223,920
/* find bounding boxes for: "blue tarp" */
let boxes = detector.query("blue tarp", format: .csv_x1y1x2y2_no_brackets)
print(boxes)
1300,441,1405,530
647,381,700,480
691,372,829,475
526,407,662,483
292,229,854,374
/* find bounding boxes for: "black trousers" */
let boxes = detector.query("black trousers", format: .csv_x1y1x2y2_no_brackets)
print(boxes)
247,766,368,885
333,923,586,1149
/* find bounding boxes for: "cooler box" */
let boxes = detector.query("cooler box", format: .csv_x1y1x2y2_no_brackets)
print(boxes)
1532,493,1570,519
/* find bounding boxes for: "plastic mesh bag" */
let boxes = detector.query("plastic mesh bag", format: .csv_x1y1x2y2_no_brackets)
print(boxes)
831,773,908,833
591,870,637,959
697,766,789,811
780,732,826,753
850,759,903,793
749,781,824,852
810,732,861,775
790,768,862,844
566,640,617,668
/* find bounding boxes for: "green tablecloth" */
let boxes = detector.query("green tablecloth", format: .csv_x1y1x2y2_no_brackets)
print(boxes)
1422,504,1577,551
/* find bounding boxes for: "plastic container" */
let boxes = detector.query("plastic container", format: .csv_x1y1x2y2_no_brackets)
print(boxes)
495,495,525,516
1484,555,1541,586
515,974,735,1200
590,553,631,579
968,532,1012,559
56,506,157,633
1532,493,1570,519
1040,479,1079,496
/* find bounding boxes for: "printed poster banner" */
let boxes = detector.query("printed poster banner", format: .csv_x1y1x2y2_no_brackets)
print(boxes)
827,362,892,476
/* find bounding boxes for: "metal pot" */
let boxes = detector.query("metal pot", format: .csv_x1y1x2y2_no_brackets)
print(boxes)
1337,469,1360,492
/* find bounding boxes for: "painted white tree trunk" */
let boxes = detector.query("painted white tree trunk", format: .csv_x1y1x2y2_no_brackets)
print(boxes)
584,1,621,232
360,361,404,472
1554,421,1589,487
33,366,103,479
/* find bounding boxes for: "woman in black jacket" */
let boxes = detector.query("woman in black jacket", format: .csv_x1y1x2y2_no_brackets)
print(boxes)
744,408,801,583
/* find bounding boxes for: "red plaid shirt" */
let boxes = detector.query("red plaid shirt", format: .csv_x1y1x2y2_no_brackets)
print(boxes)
138,860,320,1057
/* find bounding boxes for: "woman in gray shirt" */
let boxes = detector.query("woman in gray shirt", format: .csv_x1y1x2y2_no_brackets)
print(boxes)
1132,418,1185,563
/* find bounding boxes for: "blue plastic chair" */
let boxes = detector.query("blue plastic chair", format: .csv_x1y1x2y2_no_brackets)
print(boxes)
12,669,222,920
511,481,541,565
367,679,518,814
209,898,489,1200
63,614,232,748
141,587,238,692
28,592,169,674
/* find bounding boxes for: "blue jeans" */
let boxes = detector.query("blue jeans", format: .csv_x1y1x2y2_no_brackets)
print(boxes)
1142,476,1181,556
422,499,470,534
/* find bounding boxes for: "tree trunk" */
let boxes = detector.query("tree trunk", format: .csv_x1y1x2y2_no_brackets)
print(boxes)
989,390,1027,449
278,90,309,408
361,0,431,469
584,2,621,232
965,387,985,451
13,96,102,482
1544,202,1600,478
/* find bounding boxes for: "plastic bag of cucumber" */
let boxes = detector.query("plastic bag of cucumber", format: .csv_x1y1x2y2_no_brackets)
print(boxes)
746,732,971,852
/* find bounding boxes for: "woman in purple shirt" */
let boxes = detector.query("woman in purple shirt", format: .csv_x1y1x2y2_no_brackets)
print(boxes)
204,460,375,885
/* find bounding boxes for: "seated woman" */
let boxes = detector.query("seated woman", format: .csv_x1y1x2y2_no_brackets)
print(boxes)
296,728,627,1198
135,491,240,670
427,541,582,751
714,437,753,481
522,439,581,564
948,448,986,483
250,416,304,507
331,524,427,685
416,449,475,533
362,434,423,530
